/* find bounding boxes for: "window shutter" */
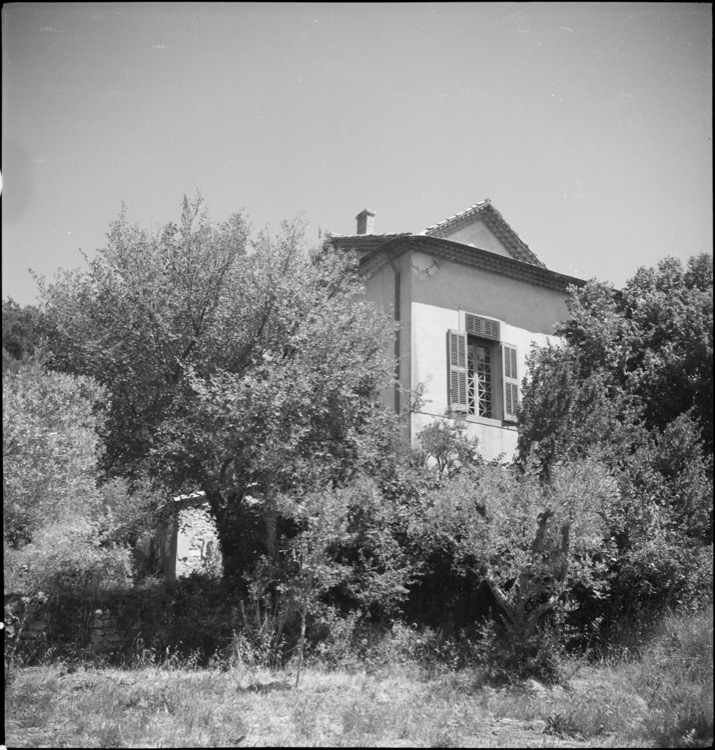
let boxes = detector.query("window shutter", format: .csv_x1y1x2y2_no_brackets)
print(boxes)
447,329,468,412
501,343,519,422
465,313,500,341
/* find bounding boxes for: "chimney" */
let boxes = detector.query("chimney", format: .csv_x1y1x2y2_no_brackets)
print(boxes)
355,209,376,235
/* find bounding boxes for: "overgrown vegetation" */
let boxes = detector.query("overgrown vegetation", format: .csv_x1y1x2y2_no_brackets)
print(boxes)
3,359,163,597
3,197,712,747
5,606,712,747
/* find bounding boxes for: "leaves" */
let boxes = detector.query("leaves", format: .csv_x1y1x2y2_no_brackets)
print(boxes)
37,195,251,479
3,359,159,594
526,254,714,466
37,197,398,584
517,254,713,627
3,360,107,547
423,458,619,636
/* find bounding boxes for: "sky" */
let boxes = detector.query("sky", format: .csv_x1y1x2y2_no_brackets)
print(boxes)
2,2,712,305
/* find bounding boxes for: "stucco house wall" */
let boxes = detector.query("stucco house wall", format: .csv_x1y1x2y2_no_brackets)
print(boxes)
333,201,583,463
429,220,512,259
407,252,568,460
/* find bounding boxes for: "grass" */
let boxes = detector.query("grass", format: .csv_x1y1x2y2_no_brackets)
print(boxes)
5,606,712,748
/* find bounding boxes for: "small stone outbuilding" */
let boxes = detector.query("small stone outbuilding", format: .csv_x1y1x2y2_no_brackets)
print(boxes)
135,493,222,580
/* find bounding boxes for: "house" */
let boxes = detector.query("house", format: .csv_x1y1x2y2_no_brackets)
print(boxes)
329,201,585,462
141,201,584,580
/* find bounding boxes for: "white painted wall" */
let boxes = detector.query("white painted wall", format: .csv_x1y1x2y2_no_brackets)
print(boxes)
410,300,557,462
361,242,573,462
437,219,512,258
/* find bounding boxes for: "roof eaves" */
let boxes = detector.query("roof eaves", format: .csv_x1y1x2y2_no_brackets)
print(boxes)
329,232,411,240
358,235,583,292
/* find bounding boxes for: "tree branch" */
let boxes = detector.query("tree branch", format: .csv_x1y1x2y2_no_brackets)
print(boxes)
485,578,517,627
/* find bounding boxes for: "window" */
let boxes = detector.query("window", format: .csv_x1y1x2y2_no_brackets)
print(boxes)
468,340,494,418
448,314,519,422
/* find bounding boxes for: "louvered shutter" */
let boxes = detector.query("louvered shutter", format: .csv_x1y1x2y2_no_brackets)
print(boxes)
501,343,519,422
465,313,500,341
447,329,468,412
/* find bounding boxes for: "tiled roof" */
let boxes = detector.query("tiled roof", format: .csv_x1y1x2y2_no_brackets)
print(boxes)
424,200,492,232
425,200,545,268
356,234,584,293
328,233,410,253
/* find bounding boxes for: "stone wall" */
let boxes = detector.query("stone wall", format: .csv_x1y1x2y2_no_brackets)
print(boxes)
20,610,51,646
4,597,128,656
5,578,238,663
90,609,128,654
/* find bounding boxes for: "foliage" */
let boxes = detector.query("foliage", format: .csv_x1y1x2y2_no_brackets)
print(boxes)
516,342,643,476
616,413,713,545
569,413,714,641
517,255,713,638
227,475,419,682
415,414,484,479
230,583,290,670
636,606,714,748
423,457,619,644
6,608,712,748
2,297,44,369
8,522,135,595
3,359,160,595
175,236,396,577
37,195,251,481
519,254,713,468
277,486,352,686
37,196,397,583
332,475,418,619
3,359,106,549
473,614,568,685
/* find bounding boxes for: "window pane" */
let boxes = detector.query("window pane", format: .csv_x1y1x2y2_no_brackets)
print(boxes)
468,341,493,418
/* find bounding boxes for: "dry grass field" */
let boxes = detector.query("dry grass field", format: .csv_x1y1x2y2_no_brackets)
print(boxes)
5,607,712,748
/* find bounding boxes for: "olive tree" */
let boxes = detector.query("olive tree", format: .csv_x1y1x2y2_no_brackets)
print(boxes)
423,458,619,641
3,360,157,594
38,196,397,581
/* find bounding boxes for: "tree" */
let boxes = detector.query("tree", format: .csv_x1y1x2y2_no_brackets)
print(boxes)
516,342,643,476
3,360,107,552
38,196,397,579
604,414,713,620
3,360,158,593
521,254,713,467
277,486,352,688
37,196,251,481
517,255,713,631
423,458,619,643
2,298,44,370
618,255,712,448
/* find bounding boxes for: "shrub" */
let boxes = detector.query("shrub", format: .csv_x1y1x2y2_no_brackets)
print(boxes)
473,615,568,686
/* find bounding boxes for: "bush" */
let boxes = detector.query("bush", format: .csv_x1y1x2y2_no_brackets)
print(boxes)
473,615,568,686
307,607,473,674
